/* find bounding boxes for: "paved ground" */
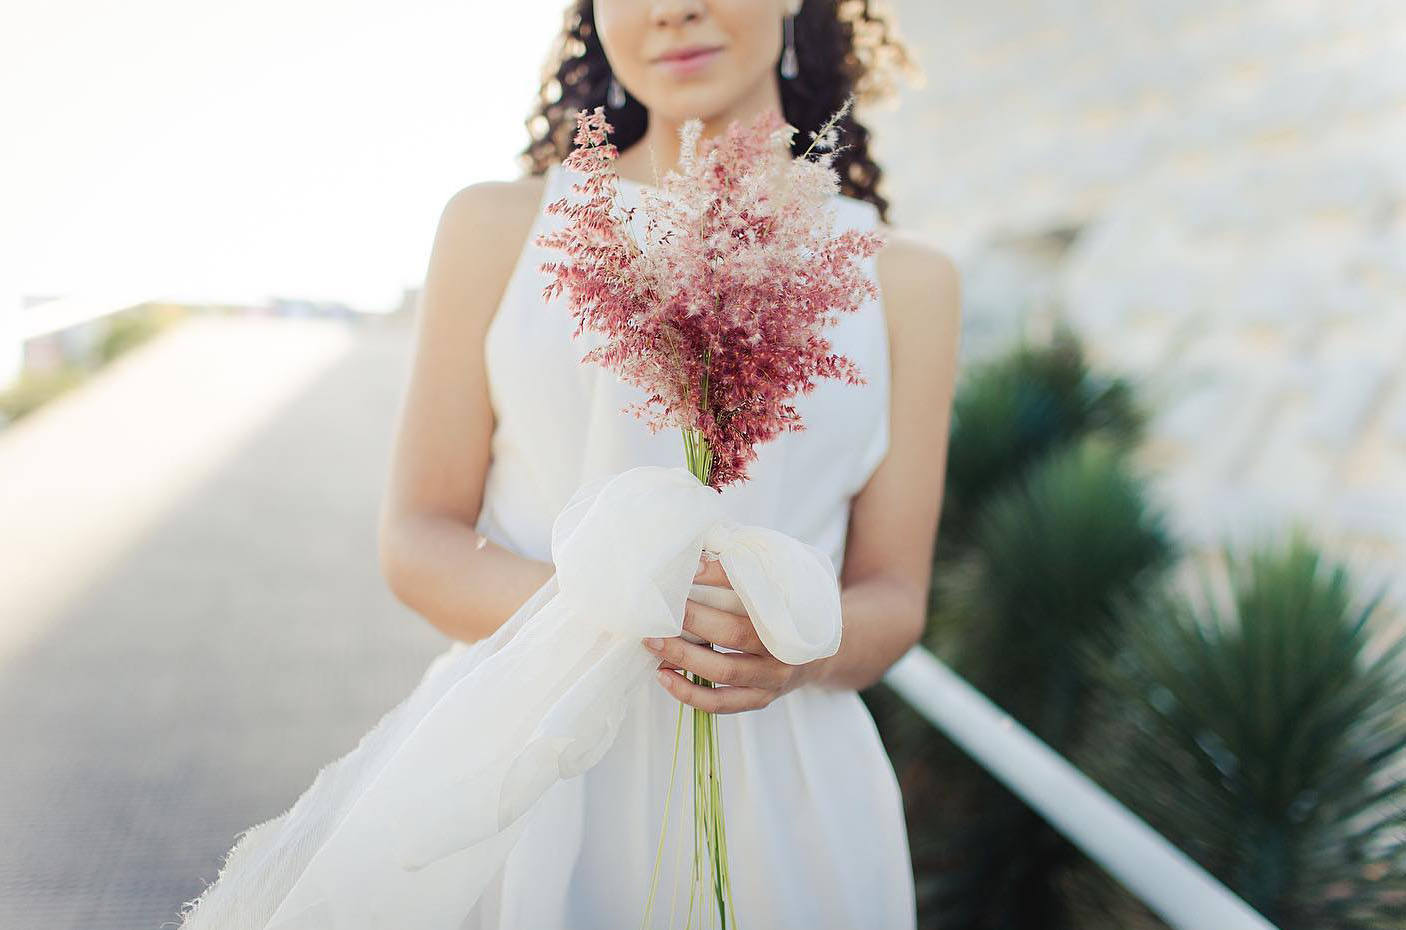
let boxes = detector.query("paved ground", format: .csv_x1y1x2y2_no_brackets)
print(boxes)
0,312,447,930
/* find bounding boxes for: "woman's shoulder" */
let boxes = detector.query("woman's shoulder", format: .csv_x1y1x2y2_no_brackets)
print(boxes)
872,220,962,356
827,191,960,382
431,167,556,289
439,167,553,241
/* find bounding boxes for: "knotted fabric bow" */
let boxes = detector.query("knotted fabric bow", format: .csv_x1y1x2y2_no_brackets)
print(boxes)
176,464,844,930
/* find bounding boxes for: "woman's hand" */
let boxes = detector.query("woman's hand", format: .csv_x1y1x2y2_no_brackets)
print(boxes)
641,555,822,713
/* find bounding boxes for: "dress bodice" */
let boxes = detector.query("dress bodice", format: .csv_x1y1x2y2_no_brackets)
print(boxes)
475,161,890,577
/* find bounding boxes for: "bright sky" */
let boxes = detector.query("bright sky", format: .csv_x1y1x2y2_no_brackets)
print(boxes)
0,0,564,313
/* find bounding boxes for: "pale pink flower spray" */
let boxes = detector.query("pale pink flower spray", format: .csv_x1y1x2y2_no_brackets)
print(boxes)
535,97,884,928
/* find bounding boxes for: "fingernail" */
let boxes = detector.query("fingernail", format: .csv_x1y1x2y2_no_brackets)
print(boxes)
656,669,671,685
694,556,706,581
643,637,662,650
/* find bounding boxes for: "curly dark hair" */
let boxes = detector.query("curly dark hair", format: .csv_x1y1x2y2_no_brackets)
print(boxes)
518,0,921,225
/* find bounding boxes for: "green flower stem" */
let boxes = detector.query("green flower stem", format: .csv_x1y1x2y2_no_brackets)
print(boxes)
641,698,687,930
642,420,734,929
708,697,738,929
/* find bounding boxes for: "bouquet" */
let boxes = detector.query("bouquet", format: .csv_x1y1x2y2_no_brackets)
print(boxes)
535,98,885,929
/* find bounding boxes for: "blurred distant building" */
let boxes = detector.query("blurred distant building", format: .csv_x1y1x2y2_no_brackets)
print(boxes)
871,0,1406,610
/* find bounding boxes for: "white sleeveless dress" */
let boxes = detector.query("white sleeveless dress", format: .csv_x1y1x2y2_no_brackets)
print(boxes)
463,162,916,929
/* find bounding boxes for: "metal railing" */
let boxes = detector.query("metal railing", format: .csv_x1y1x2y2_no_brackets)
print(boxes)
1,289,157,387
882,646,1280,930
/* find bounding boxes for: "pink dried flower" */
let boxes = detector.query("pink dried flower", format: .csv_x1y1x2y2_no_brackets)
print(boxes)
535,99,884,490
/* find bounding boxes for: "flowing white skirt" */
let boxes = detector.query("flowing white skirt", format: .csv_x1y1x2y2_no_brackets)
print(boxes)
175,466,916,930
460,638,916,929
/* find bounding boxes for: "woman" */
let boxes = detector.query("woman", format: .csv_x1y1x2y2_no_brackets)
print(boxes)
378,0,961,927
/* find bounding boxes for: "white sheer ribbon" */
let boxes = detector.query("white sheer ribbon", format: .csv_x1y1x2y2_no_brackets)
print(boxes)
176,464,844,930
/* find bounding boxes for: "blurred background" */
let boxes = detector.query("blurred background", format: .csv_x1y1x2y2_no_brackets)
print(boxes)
2,1,1403,928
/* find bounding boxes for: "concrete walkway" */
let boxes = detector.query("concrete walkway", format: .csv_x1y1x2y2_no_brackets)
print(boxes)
0,312,448,929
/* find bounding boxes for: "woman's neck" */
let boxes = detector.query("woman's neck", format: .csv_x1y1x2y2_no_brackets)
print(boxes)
610,83,789,188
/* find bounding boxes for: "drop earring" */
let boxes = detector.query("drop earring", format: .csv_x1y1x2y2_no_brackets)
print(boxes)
607,75,626,109
780,11,799,79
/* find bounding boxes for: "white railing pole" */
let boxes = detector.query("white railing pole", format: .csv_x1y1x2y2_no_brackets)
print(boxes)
883,646,1280,930
1,296,20,391
18,288,157,341
0,289,160,392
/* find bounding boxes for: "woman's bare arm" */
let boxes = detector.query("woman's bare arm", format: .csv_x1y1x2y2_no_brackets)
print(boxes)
377,178,555,643
809,233,963,691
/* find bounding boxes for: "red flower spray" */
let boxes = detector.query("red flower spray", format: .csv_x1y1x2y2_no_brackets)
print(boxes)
536,97,885,490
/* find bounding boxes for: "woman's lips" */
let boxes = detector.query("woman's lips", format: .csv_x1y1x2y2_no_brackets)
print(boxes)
652,47,723,77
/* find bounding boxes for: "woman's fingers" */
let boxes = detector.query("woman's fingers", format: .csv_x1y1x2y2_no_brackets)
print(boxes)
641,571,791,715
644,635,779,688
654,666,773,714
680,598,769,655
